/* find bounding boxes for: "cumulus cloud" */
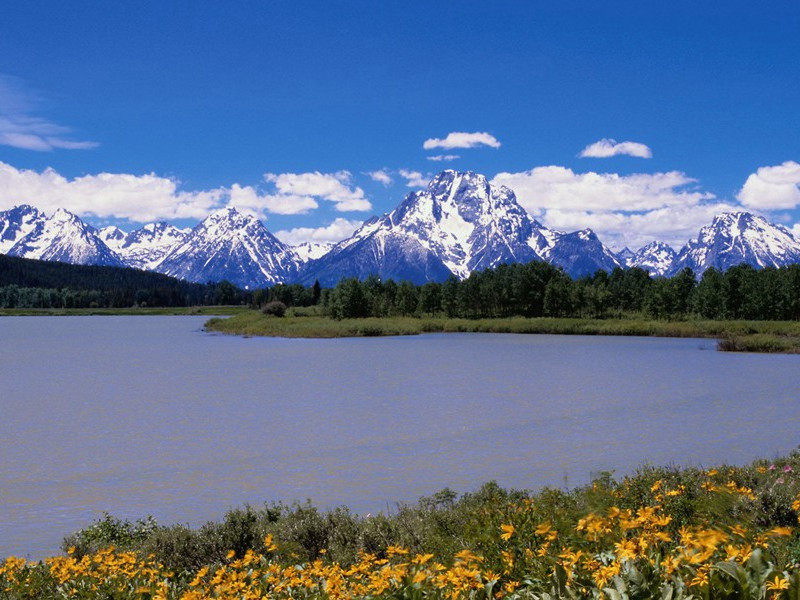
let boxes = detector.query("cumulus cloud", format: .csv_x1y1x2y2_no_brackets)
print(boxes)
264,170,372,212
366,169,393,186
492,166,734,249
0,161,222,221
423,131,501,150
426,154,460,162
737,161,800,210
274,218,362,246
0,75,99,152
0,163,369,222
579,138,652,159
398,169,431,188
228,183,318,216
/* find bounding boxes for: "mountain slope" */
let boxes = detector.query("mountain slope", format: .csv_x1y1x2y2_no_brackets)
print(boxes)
104,222,189,270
534,228,621,278
291,241,333,262
629,241,677,276
616,247,636,267
302,171,542,285
155,207,300,288
0,205,45,254
670,212,800,275
7,208,126,267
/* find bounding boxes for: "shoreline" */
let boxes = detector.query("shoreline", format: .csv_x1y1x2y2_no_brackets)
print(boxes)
205,312,800,354
0,305,247,317
3,307,799,353
3,451,800,597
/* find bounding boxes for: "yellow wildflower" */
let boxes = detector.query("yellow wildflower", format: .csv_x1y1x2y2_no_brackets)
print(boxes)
500,524,515,541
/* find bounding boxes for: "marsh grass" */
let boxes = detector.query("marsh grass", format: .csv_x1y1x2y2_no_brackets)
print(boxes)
205,312,800,353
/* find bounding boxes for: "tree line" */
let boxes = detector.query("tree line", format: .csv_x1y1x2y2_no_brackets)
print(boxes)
5,252,800,319
316,262,800,321
0,254,246,308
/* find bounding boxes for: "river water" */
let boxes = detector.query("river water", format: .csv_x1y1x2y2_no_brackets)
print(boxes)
2,316,799,558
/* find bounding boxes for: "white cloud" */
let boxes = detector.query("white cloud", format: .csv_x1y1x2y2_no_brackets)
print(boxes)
426,154,460,162
579,138,652,159
423,131,501,150
398,169,430,188
366,169,393,186
228,183,318,216
274,218,362,246
0,162,355,222
792,223,800,239
737,161,800,210
0,162,222,221
0,75,99,152
264,170,372,212
492,166,732,249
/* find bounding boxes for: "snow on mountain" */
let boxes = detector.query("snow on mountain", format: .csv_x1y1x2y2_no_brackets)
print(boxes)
7,208,126,267
110,222,189,270
616,247,636,267
302,170,542,285
0,204,45,253
155,207,300,288
98,225,127,248
291,241,333,262
5,200,800,288
538,228,621,278
670,212,800,276
628,241,677,276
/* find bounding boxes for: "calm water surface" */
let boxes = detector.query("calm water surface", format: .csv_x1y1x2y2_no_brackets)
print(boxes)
2,316,800,558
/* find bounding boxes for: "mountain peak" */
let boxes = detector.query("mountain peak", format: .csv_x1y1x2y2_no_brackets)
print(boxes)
0,204,47,253
628,241,677,276
7,206,124,267
672,211,800,275
156,209,298,288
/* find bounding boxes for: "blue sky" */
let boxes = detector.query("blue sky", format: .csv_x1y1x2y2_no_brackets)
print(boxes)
0,1,798,249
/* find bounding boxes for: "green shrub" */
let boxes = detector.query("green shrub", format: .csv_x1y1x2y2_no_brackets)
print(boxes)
261,301,287,317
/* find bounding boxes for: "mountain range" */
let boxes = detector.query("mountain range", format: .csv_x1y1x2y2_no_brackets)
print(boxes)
2,170,800,287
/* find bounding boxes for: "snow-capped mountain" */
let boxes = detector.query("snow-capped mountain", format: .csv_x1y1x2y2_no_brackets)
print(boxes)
616,247,636,267
102,222,189,270
628,241,677,276
537,228,621,278
302,170,626,284
7,208,126,267
291,241,333,262
302,171,542,285
0,205,45,254
670,212,800,276
155,207,300,288
4,199,800,289
98,225,126,248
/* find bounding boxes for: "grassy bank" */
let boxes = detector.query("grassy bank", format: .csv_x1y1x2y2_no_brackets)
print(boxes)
0,305,248,317
205,311,800,353
4,452,800,598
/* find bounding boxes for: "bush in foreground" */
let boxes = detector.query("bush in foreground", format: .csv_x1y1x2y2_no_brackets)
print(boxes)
4,454,800,598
